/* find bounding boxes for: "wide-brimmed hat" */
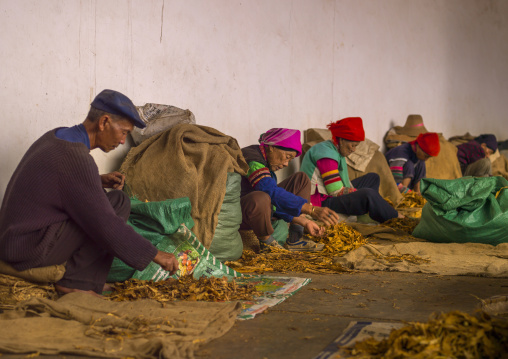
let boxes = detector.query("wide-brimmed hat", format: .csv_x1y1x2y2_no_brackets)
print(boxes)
393,114,428,137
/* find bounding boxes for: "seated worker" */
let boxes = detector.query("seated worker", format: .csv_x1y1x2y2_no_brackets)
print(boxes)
240,128,340,251
456,134,497,177
385,132,441,194
301,117,402,223
0,89,178,296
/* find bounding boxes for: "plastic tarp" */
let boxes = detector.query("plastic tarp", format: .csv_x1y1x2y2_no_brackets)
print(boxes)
412,176,508,245
107,197,194,282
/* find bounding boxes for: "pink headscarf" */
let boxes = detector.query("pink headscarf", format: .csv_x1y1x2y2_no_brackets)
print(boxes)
259,128,302,157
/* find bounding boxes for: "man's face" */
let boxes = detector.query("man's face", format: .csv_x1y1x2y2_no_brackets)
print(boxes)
337,138,360,158
481,143,494,157
96,116,134,153
415,144,432,161
266,146,296,172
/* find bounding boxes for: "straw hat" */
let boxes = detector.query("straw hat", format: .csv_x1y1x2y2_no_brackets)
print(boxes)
393,115,429,137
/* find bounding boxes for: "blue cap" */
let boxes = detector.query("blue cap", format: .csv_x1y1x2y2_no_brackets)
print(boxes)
475,134,498,152
91,89,146,128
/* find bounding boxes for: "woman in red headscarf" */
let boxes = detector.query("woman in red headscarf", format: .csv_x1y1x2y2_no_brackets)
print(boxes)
385,132,441,193
301,117,402,223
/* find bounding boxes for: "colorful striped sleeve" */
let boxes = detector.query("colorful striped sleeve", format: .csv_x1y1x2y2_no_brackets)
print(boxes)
316,158,344,195
247,161,272,187
387,157,412,183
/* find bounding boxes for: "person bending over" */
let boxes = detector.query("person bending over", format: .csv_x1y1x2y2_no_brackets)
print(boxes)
385,132,440,194
0,89,178,296
240,128,340,252
456,134,497,177
301,117,402,223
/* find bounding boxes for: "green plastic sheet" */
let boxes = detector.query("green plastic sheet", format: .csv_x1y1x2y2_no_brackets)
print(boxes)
412,176,508,245
107,197,195,283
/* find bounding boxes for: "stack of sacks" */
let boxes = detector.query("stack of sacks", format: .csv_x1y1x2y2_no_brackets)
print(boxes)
384,115,462,180
121,123,249,262
303,128,402,205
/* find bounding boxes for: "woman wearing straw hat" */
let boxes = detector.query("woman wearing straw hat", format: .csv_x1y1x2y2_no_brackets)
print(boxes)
385,132,441,193
240,128,341,252
300,117,402,223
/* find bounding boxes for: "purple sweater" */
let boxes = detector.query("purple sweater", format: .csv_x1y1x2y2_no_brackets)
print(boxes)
0,129,157,271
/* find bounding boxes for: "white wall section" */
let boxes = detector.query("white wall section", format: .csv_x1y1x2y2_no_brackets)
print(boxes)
1,0,507,200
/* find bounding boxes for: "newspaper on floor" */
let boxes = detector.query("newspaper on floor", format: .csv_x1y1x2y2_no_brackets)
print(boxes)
313,321,404,359
132,224,311,320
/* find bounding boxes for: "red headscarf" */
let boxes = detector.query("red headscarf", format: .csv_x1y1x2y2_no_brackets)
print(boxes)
412,132,440,157
327,117,365,145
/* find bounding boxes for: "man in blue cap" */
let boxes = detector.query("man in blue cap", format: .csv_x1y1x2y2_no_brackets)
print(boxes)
0,89,178,296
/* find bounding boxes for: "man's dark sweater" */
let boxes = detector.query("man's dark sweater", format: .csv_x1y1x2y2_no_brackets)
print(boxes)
0,129,157,271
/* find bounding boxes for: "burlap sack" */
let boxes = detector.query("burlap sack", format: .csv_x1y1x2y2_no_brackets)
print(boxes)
425,135,462,180
121,124,249,248
0,260,65,284
0,292,241,358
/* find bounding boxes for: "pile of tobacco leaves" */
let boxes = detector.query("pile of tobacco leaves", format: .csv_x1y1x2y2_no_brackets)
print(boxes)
347,311,508,358
226,247,348,274
396,192,427,209
108,276,261,302
381,217,420,234
311,222,368,254
227,223,366,274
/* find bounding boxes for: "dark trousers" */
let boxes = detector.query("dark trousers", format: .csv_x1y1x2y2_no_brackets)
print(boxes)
43,190,130,293
322,173,398,223
240,172,310,238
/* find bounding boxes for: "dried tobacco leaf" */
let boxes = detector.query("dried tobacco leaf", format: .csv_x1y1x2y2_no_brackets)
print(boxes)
108,276,261,303
396,192,427,209
381,217,420,234
349,311,508,358
226,248,349,275
310,223,368,255
227,223,367,275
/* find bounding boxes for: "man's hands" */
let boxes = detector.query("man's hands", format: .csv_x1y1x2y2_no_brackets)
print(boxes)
100,171,125,190
153,251,179,275
310,206,341,227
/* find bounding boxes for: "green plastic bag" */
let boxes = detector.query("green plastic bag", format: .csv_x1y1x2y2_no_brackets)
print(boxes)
412,176,508,245
208,172,244,261
107,197,195,283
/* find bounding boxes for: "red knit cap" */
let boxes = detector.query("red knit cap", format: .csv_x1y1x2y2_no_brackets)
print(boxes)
327,117,365,145
413,132,440,157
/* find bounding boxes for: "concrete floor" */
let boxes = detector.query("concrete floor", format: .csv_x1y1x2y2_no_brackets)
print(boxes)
2,270,507,359
197,271,508,359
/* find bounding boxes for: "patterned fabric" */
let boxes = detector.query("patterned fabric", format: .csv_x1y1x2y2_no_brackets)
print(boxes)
240,145,306,222
247,162,272,187
456,140,486,175
385,143,426,190
301,140,351,197
317,158,344,195
258,128,302,156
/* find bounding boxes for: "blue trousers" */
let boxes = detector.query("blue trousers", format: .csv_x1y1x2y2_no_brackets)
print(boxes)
322,173,398,223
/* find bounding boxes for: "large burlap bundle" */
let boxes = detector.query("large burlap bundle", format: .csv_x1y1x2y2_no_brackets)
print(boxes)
121,124,248,248
425,135,462,179
492,153,508,180
0,292,241,358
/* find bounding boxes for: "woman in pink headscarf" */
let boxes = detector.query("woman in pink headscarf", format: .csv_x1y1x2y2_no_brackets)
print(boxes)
240,128,340,252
